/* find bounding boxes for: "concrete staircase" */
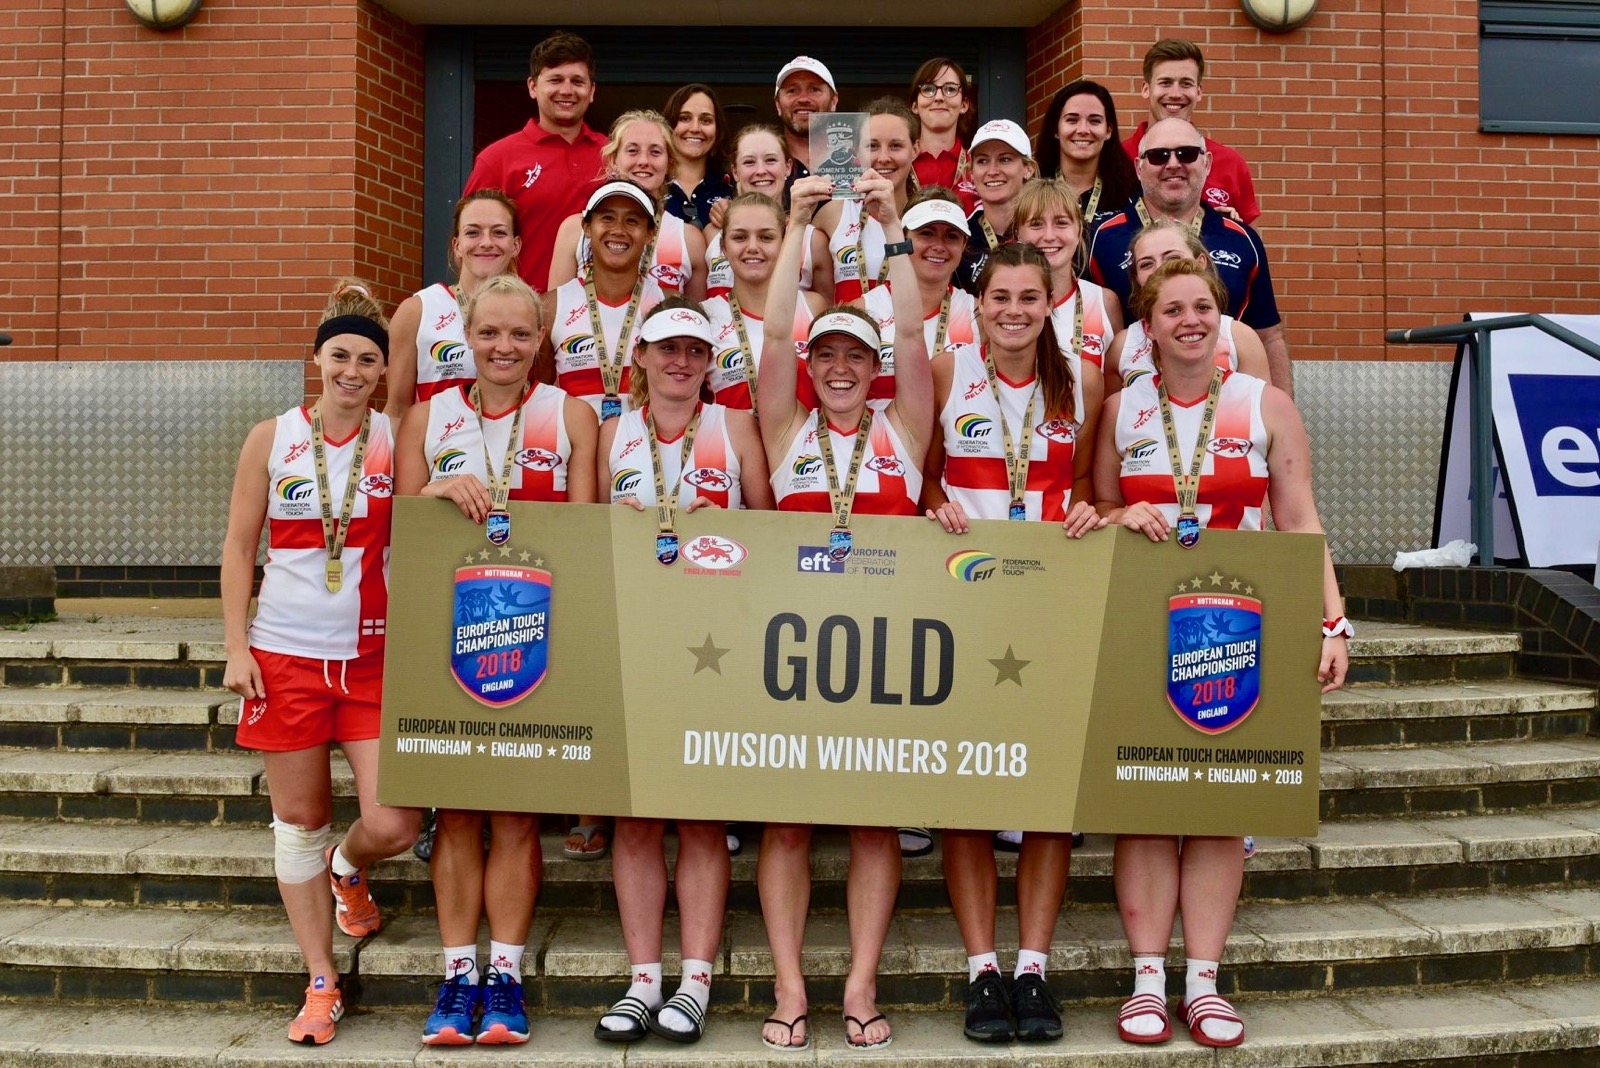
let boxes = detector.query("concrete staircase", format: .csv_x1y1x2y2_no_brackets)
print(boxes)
0,612,1596,1065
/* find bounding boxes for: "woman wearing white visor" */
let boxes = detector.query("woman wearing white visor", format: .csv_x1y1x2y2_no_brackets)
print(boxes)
955,119,1036,293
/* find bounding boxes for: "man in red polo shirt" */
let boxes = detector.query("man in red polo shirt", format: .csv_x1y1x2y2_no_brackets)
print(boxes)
1120,38,1260,225
465,31,605,292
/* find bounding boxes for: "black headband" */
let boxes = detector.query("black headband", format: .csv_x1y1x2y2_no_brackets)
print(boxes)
314,314,389,359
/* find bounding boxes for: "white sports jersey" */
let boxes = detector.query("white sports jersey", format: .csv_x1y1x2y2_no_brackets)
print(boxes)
706,226,817,300
549,276,665,418
411,284,474,401
1117,316,1240,388
250,407,392,660
424,382,574,501
607,403,742,509
577,212,692,294
772,410,922,516
1115,369,1270,531
939,345,1079,522
1048,279,1116,371
829,200,887,303
861,284,976,403
703,295,814,410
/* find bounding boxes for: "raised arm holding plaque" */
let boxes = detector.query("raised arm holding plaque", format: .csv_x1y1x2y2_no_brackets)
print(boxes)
812,112,867,199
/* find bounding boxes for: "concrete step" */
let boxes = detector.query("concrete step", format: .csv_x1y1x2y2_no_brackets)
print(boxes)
0,687,240,752
1320,738,1600,819
0,977,1596,1066
2,808,1597,911
0,887,1594,1010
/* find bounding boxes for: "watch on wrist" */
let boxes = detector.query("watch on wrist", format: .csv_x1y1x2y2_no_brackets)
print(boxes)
1322,616,1355,639
881,239,913,258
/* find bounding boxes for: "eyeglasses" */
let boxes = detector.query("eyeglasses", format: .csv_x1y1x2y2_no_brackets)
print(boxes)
917,82,964,100
1140,145,1204,166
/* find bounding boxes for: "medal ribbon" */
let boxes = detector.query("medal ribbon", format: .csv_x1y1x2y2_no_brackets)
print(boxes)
1083,176,1102,226
1157,367,1224,519
727,297,758,411
582,227,659,402
853,205,891,289
981,348,1040,518
932,290,952,354
468,383,526,514
645,404,702,543
310,406,371,592
814,410,874,533
1135,199,1203,238
979,213,1000,251
1058,283,1086,360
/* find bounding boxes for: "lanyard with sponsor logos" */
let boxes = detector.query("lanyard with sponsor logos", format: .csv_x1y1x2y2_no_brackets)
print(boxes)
727,297,758,412
645,404,702,566
310,406,371,594
1135,198,1203,238
853,206,892,290
468,383,526,545
1157,366,1223,549
981,347,1039,521
1058,283,1086,359
814,409,873,561
582,229,659,421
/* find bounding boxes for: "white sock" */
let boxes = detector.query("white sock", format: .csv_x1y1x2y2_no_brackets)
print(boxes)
968,952,1001,984
1122,956,1167,1037
443,945,477,984
1185,958,1241,1042
487,940,524,985
1014,949,1049,980
330,843,358,879
600,962,663,1031
656,958,713,1034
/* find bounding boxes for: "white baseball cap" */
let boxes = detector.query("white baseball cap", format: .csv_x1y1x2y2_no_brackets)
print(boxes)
806,311,881,353
970,119,1032,159
903,198,971,236
775,56,836,93
639,306,716,346
582,180,657,222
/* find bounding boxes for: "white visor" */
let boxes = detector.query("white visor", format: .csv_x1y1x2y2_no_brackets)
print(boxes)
583,181,656,222
806,311,881,353
639,306,715,346
970,119,1032,160
903,198,971,236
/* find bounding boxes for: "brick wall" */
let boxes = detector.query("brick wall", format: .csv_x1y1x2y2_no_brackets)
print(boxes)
1025,0,1600,362
0,0,423,387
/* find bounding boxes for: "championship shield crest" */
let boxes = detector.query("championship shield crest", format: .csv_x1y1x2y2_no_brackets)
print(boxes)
450,565,551,707
1166,592,1262,734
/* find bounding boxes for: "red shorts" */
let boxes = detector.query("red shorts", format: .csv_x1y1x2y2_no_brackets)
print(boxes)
235,647,384,752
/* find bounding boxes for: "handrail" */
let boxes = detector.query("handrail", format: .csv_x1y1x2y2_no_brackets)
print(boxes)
1385,313,1600,566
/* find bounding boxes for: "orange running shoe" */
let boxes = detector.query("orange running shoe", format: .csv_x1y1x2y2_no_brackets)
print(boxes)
288,977,344,1045
326,844,381,937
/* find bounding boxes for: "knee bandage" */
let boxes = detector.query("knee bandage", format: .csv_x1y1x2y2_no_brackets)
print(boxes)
271,815,333,883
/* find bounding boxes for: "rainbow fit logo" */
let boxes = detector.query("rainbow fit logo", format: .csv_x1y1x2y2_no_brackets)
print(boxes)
1128,438,1160,460
837,245,858,268
430,340,466,364
955,414,993,439
433,449,468,476
793,455,823,475
946,550,998,582
1125,368,1154,389
560,335,595,357
612,469,644,495
275,476,315,502
716,348,745,372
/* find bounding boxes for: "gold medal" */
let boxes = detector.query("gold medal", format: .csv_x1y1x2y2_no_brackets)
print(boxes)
324,559,343,594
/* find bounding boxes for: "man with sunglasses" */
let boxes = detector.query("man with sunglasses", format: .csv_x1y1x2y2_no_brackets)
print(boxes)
1120,38,1260,225
1087,117,1291,394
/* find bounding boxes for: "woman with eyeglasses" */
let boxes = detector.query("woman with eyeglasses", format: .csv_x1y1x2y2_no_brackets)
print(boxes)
1033,80,1138,238
953,119,1037,294
909,58,978,212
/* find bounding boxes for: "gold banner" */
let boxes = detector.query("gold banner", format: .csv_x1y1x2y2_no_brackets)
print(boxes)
379,498,1324,836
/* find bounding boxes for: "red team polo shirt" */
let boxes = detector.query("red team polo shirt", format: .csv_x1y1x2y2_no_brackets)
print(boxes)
466,119,606,292
1122,122,1260,225
912,147,979,213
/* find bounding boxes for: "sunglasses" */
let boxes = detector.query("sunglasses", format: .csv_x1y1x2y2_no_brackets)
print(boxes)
1140,145,1205,166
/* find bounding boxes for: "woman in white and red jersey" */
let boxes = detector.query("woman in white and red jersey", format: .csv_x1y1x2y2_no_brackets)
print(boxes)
1094,257,1349,1050
1102,221,1268,395
704,124,826,302
813,98,922,304
386,189,521,427
702,192,823,411
1014,177,1122,375
849,185,976,411
921,242,1102,1046
221,281,420,1047
542,180,666,423
395,274,598,1047
752,173,933,1053
592,299,769,1047
547,110,707,300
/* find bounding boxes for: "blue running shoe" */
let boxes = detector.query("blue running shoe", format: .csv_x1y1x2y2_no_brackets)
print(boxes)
477,968,529,1045
1243,836,1256,859
422,973,478,1046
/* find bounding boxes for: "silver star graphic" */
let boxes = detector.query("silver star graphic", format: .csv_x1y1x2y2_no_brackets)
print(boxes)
519,550,532,562
1209,571,1224,586
689,634,730,674
498,545,513,558
534,557,545,567
477,744,485,753
479,548,491,561
1230,578,1242,590
464,553,477,565
1192,577,1204,590
1245,585,1254,595
989,645,1030,686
